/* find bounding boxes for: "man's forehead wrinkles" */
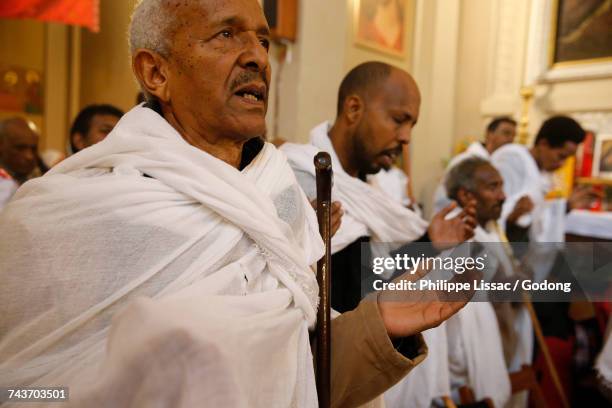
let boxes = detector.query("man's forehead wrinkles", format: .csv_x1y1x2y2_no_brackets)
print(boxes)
210,11,270,32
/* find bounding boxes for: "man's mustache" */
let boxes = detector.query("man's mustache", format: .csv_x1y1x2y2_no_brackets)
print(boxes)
230,71,269,93
380,145,403,156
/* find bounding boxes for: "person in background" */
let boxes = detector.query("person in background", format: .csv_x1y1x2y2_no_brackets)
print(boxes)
69,104,124,154
0,117,40,209
433,116,517,213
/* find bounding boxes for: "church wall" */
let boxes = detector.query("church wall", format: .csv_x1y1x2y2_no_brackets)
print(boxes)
79,0,139,114
0,19,71,151
2,0,609,196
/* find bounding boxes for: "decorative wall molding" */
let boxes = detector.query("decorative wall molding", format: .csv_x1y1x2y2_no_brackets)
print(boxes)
573,112,612,134
480,0,531,116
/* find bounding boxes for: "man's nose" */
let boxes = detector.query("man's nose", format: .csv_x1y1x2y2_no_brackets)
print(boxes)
23,148,36,162
238,32,269,73
397,128,412,144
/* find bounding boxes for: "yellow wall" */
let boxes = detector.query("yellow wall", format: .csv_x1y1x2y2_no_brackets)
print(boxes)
0,19,71,151
79,0,139,113
0,20,45,69
267,0,416,144
0,19,46,142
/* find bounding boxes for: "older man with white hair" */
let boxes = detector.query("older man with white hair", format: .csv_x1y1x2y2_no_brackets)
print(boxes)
0,1,474,407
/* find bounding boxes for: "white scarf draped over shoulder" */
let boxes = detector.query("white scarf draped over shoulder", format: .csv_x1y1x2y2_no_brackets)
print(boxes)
281,121,428,253
0,106,324,407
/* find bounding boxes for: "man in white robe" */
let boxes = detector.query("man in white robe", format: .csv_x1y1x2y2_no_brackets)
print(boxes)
282,62,479,408
492,116,590,242
282,62,477,314
0,2,476,407
491,116,597,291
432,117,517,213
445,157,538,407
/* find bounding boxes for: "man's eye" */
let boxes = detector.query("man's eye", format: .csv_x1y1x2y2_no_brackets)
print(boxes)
260,38,270,50
219,30,233,38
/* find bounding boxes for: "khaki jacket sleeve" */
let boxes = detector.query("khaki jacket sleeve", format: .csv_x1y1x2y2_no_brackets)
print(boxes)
329,299,428,408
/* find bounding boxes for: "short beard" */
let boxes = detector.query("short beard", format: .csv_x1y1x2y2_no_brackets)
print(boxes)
352,123,377,175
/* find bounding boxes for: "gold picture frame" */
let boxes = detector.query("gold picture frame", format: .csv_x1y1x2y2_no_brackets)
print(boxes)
593,134,612,179
548,0,612,69
353,0,412,59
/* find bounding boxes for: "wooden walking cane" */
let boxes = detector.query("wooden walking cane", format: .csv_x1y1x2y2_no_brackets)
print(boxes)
315,152,333,408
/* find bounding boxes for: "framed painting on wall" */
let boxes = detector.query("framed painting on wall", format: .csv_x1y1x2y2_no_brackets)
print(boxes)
525,0,612,83
550,0,612,67
354,0,409,58
0,65,43,115
593,134,612,179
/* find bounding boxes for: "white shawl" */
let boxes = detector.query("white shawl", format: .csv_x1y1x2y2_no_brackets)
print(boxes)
281,121,428,254
446,302,511,408
442,213,511,408
491,143,566,242
367,167,412,209
384,326,450,408
492,144,565,283
473,223,534,373
0,106,324,407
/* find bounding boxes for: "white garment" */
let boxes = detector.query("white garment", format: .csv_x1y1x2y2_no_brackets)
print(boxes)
439,214,512,408
565,209,612,240
446,302,511,408
368,167,412,208
491,143,566,241
281,121,428,254
0,106,324,407
385,326,450,408
0,175,18,210
473,224,534,374
433,142,490,213
373,164,449,408
492,144,565,282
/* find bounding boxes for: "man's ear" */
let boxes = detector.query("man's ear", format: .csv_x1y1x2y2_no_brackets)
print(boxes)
535,138,550,149
72,132,86,152
343,95,365,125
132,49,171,103
456,188,475,208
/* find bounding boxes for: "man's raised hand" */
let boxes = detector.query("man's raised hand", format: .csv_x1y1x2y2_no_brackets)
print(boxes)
428,200,477,250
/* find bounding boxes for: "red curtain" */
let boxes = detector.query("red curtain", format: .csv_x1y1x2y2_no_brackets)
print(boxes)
0,0,99,32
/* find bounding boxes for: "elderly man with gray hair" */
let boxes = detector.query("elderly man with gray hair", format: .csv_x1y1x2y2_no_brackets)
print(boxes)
444,157,535,407
0,1,474,407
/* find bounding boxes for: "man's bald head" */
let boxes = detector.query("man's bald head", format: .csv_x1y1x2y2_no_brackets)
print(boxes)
331,62,420,175
337,62,390,116
336,62,419,116
0,117,39,181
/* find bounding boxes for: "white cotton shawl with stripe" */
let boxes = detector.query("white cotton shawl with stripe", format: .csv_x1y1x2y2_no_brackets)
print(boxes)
0,105,324,408
281,121,428,254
